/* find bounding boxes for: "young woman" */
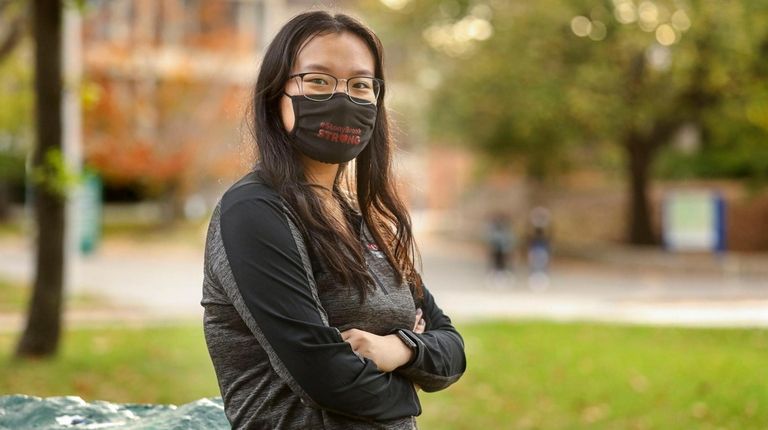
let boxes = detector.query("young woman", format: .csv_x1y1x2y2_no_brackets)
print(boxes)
201,10,466,429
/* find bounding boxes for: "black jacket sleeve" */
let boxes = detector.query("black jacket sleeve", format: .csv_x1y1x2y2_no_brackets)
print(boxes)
219,196,421,421
391,284,466,392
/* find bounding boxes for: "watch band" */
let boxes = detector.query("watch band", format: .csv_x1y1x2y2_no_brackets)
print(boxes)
394,329,420,368
396,329,417,349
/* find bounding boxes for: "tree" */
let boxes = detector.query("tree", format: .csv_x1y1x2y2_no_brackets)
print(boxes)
561,1,727,245
15,0,66,358
561,0,767,244
654,6,768,187
360,0,768,245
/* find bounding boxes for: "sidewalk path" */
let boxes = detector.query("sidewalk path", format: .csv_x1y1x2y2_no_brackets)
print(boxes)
418,236,768,327
1,233,766,330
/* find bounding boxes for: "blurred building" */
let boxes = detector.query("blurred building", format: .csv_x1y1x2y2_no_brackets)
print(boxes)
80,0,317,215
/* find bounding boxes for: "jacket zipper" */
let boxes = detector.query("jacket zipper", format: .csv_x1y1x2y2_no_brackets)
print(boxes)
369,268,389,295
360,226,389,295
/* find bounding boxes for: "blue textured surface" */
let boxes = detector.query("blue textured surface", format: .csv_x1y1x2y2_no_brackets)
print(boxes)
0,395,229,430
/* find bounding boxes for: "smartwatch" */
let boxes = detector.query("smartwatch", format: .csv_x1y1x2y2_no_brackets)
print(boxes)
395,329,419,367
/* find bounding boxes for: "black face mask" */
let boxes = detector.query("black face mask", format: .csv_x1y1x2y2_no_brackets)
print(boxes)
285,92,378,164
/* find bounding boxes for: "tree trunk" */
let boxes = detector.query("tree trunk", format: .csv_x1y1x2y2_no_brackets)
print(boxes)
624,132,657,245
15,0,65,358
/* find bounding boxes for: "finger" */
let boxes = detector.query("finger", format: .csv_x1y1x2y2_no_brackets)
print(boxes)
342,328,360,339
414,318,426,333
413,308,423,328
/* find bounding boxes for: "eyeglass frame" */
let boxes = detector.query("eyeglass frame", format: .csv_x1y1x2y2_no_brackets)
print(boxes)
286,72,385,105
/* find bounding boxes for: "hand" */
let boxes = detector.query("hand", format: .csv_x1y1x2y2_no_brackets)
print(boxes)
413,307,426,334
340,329,413,372
410,308,425,393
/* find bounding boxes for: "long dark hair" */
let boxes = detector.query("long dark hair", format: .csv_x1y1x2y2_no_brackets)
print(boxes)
248,10,423,302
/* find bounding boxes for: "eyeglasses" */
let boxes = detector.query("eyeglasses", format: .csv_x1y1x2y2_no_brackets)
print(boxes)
287,72,384,105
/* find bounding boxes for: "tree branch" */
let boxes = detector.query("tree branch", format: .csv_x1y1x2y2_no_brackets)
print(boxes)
0,16,24,61
0,0,28,62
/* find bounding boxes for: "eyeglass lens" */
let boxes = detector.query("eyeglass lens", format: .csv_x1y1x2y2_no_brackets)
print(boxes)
298,73,381,104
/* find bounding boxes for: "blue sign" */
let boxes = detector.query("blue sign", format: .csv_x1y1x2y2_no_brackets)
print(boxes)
662,190,726,253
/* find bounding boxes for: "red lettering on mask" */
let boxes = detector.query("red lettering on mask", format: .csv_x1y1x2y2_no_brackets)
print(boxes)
316,122,364,145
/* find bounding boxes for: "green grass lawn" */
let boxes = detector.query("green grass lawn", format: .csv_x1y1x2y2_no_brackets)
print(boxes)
0,278,29,312
1,320,766,429
0,323,216,405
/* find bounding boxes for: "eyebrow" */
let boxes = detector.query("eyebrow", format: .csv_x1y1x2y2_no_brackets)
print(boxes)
300,63,375,77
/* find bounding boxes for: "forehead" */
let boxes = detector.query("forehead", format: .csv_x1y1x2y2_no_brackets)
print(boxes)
293,31,376,76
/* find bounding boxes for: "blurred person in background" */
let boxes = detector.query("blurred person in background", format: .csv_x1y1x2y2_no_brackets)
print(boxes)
200,10,466,430
485,211,516,288
527,206,552,291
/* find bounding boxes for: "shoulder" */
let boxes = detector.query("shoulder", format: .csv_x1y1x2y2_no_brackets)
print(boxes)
215,171,311,279
214,170,301,248
220,169,284,216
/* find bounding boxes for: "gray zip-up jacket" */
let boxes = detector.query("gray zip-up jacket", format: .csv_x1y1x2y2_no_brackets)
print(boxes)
201,168,466,429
